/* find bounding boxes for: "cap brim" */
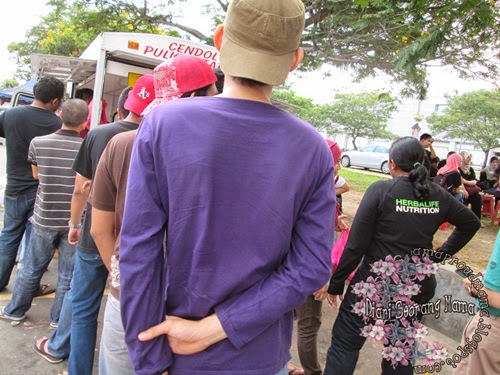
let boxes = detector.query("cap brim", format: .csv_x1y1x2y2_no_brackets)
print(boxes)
220,37,295,86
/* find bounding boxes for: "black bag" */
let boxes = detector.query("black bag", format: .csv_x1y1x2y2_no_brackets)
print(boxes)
433,173,452,191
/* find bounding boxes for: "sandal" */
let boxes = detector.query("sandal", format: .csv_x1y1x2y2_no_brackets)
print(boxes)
288,364,305,375
35,284,55,297
33,337,64,364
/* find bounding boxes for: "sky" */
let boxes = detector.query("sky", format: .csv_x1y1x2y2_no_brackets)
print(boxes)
1,0,496,106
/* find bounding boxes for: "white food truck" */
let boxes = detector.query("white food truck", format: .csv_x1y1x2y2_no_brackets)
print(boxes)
30,32,219,129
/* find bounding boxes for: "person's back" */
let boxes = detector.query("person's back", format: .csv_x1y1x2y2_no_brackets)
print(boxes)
324,137,480,375
121,95,334,374
119,1,335,374
1,105,63,195
0,76,64,291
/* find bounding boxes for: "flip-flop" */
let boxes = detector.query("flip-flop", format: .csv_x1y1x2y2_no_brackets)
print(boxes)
33,337,64,364
35,284,55,297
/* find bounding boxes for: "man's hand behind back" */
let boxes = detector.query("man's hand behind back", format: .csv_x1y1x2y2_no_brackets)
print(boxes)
138,314,228,355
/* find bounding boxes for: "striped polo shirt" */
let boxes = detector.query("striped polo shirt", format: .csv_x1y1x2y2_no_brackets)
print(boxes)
28,129,83,230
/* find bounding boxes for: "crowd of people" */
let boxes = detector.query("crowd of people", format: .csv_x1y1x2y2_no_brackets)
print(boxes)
0,0,496,374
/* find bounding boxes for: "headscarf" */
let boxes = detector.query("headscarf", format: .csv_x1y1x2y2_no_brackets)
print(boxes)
459,151,472,174
437,153,462,176
326,139,342,164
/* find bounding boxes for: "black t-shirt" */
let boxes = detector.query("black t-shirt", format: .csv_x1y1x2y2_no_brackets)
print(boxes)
460,167,477,182
0,106,62,195
328,176,480,296
72,120,138,253
445,171,462,191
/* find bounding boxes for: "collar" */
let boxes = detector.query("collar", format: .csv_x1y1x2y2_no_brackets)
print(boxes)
56,129,81,137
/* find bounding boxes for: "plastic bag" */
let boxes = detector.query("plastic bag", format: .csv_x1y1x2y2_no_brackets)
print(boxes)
331,228,355,281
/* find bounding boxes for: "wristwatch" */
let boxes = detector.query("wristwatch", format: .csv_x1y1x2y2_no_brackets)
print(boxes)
68,220,82,229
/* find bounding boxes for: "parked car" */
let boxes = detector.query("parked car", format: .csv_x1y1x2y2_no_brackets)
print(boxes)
340,144,390,174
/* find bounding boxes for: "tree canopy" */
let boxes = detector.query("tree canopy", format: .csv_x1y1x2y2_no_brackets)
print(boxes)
427,89,500,167
318,92,397,150
7,0,500,97
271,88,329,129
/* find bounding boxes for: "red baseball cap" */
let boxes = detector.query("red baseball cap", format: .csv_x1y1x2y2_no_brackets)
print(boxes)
326,139,341,163
124,74,155,116
141,55,217,116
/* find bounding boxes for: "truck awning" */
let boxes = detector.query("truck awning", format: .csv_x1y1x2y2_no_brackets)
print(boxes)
31,54,97,84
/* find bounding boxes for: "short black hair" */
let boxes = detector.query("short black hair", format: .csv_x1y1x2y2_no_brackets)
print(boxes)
181,84,214,98
214,68,225,94
118,86,132,118
420,133,432,141
75,88,94,102
233,77,266,88
33,77,65,103
490,156,499,163
430,157,440,164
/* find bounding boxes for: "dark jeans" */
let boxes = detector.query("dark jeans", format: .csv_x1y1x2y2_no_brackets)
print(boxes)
324,290,415,375
296,295,323,375
465,192,482,219
0,192,36,290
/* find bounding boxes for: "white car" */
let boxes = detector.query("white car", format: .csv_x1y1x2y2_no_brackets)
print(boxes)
340,145,390,174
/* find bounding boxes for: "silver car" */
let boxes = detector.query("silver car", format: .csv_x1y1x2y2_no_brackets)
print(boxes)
340,144,390,174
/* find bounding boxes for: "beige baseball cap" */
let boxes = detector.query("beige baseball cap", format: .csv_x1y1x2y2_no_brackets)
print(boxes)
220,0,305,86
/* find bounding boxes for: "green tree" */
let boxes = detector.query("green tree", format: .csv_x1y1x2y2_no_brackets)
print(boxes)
8,0,183,79
271,88,329,129
7,0,499,97
320,92,397,150
0,79,19,90
427,89,500,167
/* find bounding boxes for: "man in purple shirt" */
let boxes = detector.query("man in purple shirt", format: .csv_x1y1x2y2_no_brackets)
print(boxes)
119,1,336,374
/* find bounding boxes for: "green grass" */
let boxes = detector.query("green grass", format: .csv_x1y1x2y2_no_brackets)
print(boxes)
338,168,390,192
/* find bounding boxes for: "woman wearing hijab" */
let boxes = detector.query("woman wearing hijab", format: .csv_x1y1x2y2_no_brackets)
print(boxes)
459,151,483,222
435,152,465,202
323,137,480,375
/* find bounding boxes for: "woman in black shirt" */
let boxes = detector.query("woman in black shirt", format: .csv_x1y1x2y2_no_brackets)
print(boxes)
324,137,480,375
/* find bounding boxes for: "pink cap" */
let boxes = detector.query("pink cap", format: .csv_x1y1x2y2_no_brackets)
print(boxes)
141,55,217,116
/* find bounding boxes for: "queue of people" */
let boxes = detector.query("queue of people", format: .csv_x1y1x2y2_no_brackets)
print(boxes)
0,0,494,374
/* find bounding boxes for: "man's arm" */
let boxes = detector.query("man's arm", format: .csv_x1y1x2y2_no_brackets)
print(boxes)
335,182,350,196
31,165,39,180
428,141,437,159
90,207,115,271
68,173,91,245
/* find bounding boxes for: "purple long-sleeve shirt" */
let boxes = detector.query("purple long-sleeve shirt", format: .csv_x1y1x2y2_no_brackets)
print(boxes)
119,97,335,375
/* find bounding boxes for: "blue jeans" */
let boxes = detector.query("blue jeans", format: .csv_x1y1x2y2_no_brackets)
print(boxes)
48,283,73,359
99,294,134,375
0,191,36,290
3,225,75,322
68,250,108,375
